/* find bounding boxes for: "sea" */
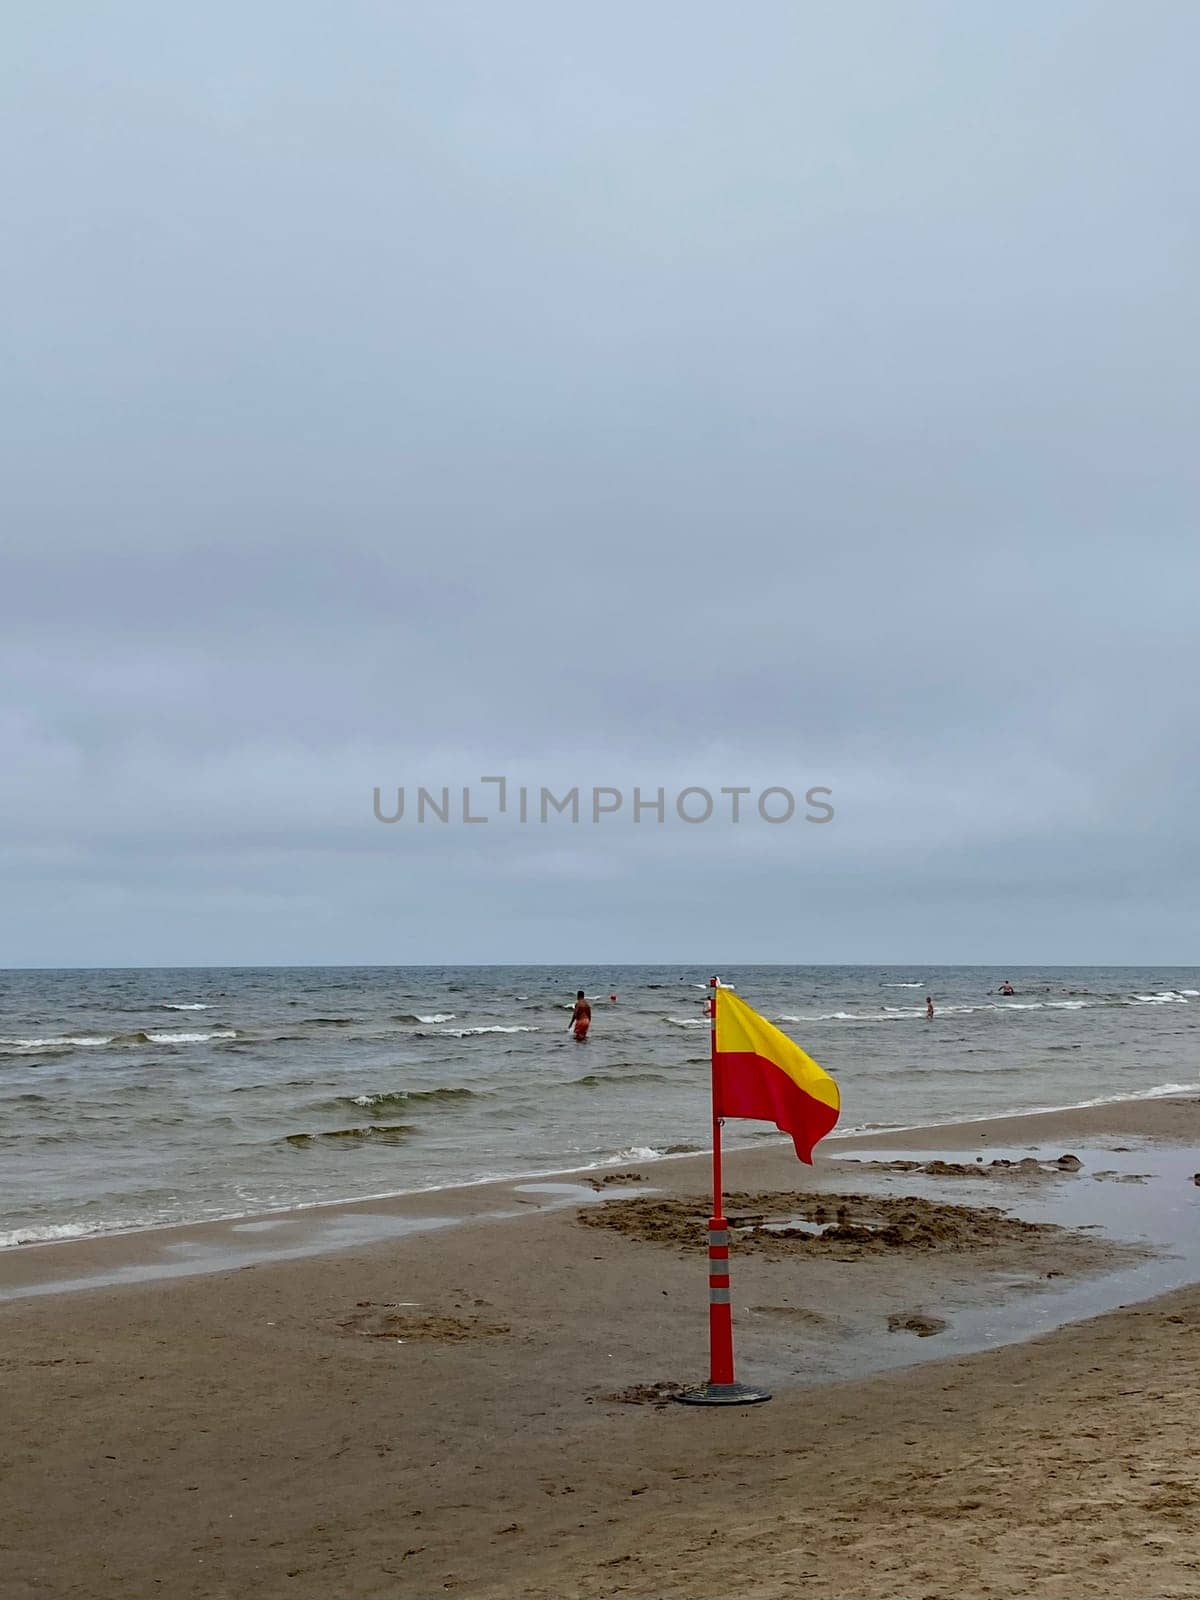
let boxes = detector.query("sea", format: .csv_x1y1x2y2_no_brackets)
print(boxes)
2,965,1197,1249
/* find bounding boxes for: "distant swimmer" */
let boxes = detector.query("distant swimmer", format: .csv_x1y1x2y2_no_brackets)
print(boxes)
609,993,617,1003
999,981,1015,996
569,990,592,1041
925,995,935,1020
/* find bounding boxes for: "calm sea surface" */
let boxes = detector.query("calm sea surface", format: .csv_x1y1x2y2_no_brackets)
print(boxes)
2,965,1197,1246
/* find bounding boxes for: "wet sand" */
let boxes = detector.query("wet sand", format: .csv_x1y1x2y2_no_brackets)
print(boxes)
2,1096,1198,1598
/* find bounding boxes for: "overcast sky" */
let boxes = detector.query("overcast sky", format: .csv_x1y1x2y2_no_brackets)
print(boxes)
2,2,1197,967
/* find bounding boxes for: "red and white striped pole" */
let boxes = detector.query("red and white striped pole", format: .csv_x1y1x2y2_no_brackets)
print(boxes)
676,977,771,1406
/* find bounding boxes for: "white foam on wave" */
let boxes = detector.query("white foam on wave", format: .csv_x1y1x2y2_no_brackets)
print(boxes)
881,982,923,988
162,1003,208,1011
779,1010,881,1023
666,1016,706,1027
0,1035,114,1050
782,1008,973,1022
415,1013,455,1024
145,1030,237,1044
0,1220,111,1249
436,1024,537,1037
1080,1080,1197,1105
787,1001,1082,1025
2,1027,238,1052
776,994,1185,1025
777,999,1102,1023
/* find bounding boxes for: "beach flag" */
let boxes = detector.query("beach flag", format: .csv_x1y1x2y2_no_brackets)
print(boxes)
676,979,841,1408
713,986,840,1163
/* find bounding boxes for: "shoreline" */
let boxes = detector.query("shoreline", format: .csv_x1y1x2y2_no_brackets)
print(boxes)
2,1093,1197,1328
4,1082,1197,1270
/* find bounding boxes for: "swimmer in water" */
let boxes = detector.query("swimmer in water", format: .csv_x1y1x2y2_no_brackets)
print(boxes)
569,989,592,1041
999,981,1015,996
925,995,935,1020
704,975,722,1018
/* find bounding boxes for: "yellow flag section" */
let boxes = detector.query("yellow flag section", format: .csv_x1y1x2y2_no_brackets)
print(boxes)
713,987,840,1163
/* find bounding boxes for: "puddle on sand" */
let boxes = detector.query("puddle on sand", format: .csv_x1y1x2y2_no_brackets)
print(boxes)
0,1179,657,1302
734,1214,886,1239
746,1140,1200,1388
0,1212,461,1302
514,1181,649,1203
852,1141,1198,1248
746,1217,830,1238
514,1182,602,1200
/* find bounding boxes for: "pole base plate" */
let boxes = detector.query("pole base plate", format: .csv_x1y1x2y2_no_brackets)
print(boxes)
673,1381,772,1406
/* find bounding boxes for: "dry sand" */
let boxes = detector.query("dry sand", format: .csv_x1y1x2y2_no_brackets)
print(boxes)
2,1097,1198,1598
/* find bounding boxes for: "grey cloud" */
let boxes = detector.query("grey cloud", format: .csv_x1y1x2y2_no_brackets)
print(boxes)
2,1,1197,965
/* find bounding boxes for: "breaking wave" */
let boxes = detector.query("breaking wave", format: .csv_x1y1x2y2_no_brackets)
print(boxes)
0,1029,236,1054
284,1124,416,1147
0,1035,116,1054
570,1071,669,1088
416,1024,537,1038
143,1030,237,1045
0,1220,119,1249
340,1087,478,1110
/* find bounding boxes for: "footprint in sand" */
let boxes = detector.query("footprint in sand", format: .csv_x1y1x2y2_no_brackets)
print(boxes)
886,1310,949,1338
750,1305,836,1330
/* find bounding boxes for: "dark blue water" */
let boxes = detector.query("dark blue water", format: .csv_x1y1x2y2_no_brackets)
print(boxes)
2,965,1196,1245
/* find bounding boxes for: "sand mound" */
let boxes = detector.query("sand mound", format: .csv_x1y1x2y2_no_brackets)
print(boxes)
593,1381,685,1407
578,1189,1054,1258
337,1304,509,1341
843,1154,1084,1181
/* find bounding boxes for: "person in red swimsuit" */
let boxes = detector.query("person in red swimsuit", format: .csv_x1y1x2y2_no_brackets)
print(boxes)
569,990,592,1041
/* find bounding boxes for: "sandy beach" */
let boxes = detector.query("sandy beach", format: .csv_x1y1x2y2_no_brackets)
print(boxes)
3,1095,1199,1599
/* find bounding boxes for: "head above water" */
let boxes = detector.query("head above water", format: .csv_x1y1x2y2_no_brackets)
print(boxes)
576,990,585,1000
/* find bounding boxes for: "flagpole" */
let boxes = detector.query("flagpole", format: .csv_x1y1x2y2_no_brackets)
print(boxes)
707,976,733,1386
675,976,771,1406
709,975,724,1218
